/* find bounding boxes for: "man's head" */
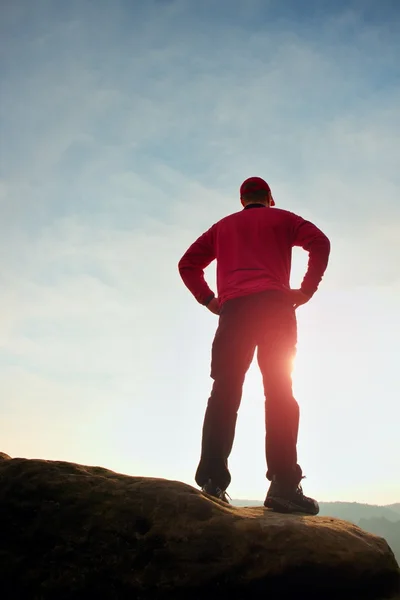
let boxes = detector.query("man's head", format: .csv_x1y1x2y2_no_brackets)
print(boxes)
240,177,275,207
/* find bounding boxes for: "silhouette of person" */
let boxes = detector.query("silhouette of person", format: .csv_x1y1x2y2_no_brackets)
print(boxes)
178,177,330,514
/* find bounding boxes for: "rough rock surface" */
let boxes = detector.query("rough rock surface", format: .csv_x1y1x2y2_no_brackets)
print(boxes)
0,454,398,599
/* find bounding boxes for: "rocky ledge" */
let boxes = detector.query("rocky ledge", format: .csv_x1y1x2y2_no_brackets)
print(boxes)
0,453,398,599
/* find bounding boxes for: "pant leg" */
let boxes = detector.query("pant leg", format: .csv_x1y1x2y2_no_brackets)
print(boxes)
195,295,257,490
256,291,302,485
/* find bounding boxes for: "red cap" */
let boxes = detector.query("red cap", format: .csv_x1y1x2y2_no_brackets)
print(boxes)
240,177,275,206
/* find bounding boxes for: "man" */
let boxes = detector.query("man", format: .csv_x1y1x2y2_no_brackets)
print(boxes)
178,176,330,515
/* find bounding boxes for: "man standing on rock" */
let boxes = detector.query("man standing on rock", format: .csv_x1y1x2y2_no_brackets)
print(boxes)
178,177,330,515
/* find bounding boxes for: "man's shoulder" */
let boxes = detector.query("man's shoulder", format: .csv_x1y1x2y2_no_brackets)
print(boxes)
211,210,242,228
211,207,304,229
271,207,302,220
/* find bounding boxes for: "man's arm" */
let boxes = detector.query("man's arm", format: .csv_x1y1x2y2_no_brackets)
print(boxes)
291,215,331,298
178,226,216,306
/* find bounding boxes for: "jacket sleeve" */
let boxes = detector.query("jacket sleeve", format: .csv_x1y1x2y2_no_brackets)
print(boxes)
178,226,216,305
291,215,331,297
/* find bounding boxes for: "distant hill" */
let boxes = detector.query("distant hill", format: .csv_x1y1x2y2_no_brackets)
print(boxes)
233,499,264,507
358,517,400,566
387,503,400,516
318,502,400,523
232,499,400,565
232,500,400,522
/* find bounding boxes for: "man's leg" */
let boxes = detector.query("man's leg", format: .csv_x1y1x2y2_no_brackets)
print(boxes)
256,291,318,514
195,296,257,491
256,292,302,484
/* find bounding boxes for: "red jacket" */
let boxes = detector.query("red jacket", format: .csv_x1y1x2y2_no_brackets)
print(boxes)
178,204,330,306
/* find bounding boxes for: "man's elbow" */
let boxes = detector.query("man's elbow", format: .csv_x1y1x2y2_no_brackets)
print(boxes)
178,258,195,280
315,231,330,253
317,235,331,267
322,234,331,255
178,255,188,273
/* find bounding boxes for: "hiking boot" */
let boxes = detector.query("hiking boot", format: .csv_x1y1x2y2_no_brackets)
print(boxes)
264,477,319,515
201,479,230,504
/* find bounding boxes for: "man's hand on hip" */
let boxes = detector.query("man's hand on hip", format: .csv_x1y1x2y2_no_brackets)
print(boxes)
288,289,311,309
206,297,220,315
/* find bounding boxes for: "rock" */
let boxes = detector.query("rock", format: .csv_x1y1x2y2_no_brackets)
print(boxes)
0,455,398,599
0,452,11,460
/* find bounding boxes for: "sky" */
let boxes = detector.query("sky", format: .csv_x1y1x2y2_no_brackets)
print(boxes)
0,0,399,504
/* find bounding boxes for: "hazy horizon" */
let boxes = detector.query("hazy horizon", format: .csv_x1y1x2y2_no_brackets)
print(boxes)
1,0,399,504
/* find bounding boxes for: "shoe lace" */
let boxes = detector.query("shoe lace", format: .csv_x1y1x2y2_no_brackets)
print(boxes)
217,487,231,501
296,476,306,496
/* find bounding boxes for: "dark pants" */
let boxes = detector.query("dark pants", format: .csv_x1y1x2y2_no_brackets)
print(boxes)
195,289,302,491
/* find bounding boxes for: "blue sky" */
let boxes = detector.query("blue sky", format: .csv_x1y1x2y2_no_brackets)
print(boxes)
0,0,399,504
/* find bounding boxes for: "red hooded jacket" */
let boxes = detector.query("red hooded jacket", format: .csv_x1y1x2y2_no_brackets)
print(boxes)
178,204,330,306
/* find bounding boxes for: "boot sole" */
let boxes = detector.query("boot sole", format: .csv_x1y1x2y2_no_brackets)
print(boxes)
264,496,319,516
